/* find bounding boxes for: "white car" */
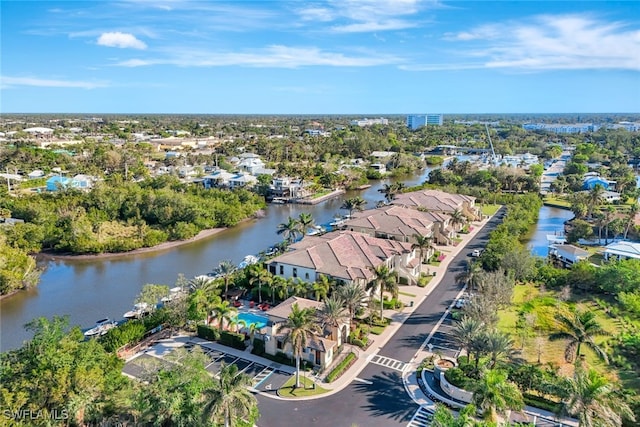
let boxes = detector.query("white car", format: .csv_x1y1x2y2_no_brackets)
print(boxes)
471,249,482,257
455,298,467,309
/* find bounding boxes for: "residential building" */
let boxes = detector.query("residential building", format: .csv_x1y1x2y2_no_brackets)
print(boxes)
201,169,235,188
406,114,443,130
228,173,258,189
603,241,640,261
350,118,388,127
369,163,387,174
548,244,590,268
269,176,303,198
266,230,420,286
261,296,349,369
583,176,616,191
238,153,266,175
392,189,481,223
522,123,600,134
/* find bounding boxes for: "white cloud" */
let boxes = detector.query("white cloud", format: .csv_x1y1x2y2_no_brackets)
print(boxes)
1,76,108,89
115,45,401,68
97,32,147,49
431,14,640,71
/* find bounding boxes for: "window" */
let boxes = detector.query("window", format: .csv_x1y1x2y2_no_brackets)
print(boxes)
293,268,297,278
277,340,283,350
279,265,284,275
305,272,309,280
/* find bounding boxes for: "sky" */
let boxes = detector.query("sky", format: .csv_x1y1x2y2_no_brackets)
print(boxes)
1,0,639,114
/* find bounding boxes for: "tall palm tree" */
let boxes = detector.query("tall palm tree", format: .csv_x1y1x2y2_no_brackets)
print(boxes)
549,309,609,364
411,233,433,264
450,208,467,230
202,363,257,427
211,300,237,332
214,260,237,296
484,330,514,368
603,205,616,245
312,275,331,301
587,184,606,218
296,212,316,235
277,216,302,243
368,264,397,319
565,366,635,427
378,183,401,203
455,260,484,291
248,265,272,304
337,282,367,327
319,295,347,341
472,369,524,423
623,202,639,239
452,317,485,360
188,275,215,293
284,303,320,388
340,196,367,217
271,275,289,302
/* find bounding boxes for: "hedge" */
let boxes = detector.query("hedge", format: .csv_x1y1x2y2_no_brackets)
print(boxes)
252,337,265,355
197,324,220,341
220,330,247,350
523,393,562,413
326,352,356,383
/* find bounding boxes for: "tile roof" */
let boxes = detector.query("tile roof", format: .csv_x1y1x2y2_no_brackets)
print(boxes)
268,231,412,282
344,205,434,237
266,296,324,321
392,189,475,213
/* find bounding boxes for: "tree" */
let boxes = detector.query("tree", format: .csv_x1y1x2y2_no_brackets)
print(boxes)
211,300,237,332
587,184,606,218
549,309,609,364
340,197,366,217
472,369,524,423
368,264,397,319
432,403,479,427
277,216,302,243
189,275,215,292
453,316,486,360
202,362,258,427
455,260,483,290
337,282,367,327
624,202,639,239
187,288,220,324
319,295,347,341
296,212,316,235
248,264,272,304
378,183,402,203
284,303,319,388
484,330,514,368
411,233,433,264
565,366,635,427
602,205,616,245
312,274,332,301
450,208,467,230
214,260,237,296
135,283,169,308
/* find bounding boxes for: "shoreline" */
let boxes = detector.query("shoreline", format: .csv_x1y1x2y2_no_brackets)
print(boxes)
37,227,228,261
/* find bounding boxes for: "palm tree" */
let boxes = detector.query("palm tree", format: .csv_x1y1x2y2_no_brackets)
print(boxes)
450,208,467,231
340,197,366,217
296,212,316,235
337,282,367,327
368,265,397,319
284,303,320,388
188,275,215,292
277,216,302,243
411,233,433,264
472,369,524,423
202,363,257,427
565,366,635,427
187,289,220,325
271,275,289,302
549,309,609,364
452,317,485,360
214,260,237,296
211,300,237,332
248,265,272,304
623,202,639,239
455,260,483,290
587,184,606,218
378,183,402,203
312,275,331,301
319,295,347,341
603,205,616,245
484,330,514,368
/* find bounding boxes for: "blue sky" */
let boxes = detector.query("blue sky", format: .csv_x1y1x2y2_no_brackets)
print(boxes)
1,0,639,114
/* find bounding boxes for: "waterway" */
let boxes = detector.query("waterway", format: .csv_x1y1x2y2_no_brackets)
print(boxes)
0,168,433,351
525,206,575,257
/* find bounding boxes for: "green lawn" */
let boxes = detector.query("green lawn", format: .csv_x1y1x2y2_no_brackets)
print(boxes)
278,375,329,397
543,196,572,208
481,204,501,216
310,189,332,199
399,291,417,298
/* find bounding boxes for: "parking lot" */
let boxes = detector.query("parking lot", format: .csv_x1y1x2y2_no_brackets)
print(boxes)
424,311,461,359
123,339,294,393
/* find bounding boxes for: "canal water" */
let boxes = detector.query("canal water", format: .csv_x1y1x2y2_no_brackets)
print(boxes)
525,206,575,257
0,169,432,351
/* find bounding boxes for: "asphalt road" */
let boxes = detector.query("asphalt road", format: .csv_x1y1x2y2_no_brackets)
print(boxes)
255,210,503,427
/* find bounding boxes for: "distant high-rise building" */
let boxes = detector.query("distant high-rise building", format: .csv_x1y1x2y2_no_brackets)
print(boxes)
406,114,443,130
350,117,389,127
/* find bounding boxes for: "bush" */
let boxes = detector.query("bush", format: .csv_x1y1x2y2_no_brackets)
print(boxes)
257,351,313,370
383,298,402,310
350,337,368,348
197,324,220,341
220,330,247,350
100,321,146,352
523,393,561,413
252,337,265,355
444,367,470,389
326,352,356,383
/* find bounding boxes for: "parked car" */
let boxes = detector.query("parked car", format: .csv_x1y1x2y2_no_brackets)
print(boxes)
471,249,482,257
455,298,467,309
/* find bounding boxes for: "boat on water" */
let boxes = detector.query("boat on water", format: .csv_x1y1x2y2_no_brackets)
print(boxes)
161,287,185,303
238,254,259,269
123,302,150,319
307,225,326,236
84,318,117,337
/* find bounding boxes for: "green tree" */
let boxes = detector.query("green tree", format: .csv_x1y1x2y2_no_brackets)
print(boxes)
549,309,609,364
411,233,433,264
587,184,606,218
319,295,347,342
202,362,257,427
472,369,524,423
484,330,514,368
296,212,316,236
248,264,272,304
340,197,366,217
368,264,397,319
453,317,486,362
450,208,467,230
135,283,170,308
277,216,302,243
284,303,319,388
337,282,367,327
214,259,237,296
212,300,237,332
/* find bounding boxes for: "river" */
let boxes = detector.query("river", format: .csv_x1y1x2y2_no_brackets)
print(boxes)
525,205,575,257
0,168,433,351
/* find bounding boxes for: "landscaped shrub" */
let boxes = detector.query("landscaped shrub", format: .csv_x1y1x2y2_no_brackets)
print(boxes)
220,330,247,350
523,393,562,413
326,352,356,383
197,324,220,341
100,321,147,352
383,298,402,310
350,337,368,348
444,367,470,389
252,337,265,355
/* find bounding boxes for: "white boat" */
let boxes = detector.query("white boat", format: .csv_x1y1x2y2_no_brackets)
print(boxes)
161,287,185,303
238,254,259,269
123,302,150,319
307,225,326,236
329,218,346,227
84,318,117,337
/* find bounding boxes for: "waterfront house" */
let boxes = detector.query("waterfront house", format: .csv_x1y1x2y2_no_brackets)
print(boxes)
269,176,303,199
583,175,616,191
266,230,420,286
228,173,258,189
238,153,266,175
201,169,235,188
603,241,640,261
548,244,590,268
261,296,349,369
392,189,481,223
46,176,72,191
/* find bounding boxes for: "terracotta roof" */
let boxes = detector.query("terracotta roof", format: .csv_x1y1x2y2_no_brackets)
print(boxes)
392,189,474,213
268,231,412,282
344,205,434,237
266,296,323,321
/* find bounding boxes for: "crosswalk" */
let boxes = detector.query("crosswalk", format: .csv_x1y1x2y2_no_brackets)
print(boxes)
407,406,434,427
369,355,408,372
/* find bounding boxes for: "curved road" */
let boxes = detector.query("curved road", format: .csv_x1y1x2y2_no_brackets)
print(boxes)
255,211,503,427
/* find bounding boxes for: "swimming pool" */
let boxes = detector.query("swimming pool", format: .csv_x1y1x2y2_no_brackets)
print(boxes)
236,312,269,329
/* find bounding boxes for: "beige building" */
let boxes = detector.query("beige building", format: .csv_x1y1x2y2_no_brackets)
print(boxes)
392,189,481,223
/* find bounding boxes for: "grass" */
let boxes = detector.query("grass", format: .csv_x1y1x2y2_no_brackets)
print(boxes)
399,291,417,298
481,204,501,216
278,375,329,397
310,189,332,199
543,196,572,208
